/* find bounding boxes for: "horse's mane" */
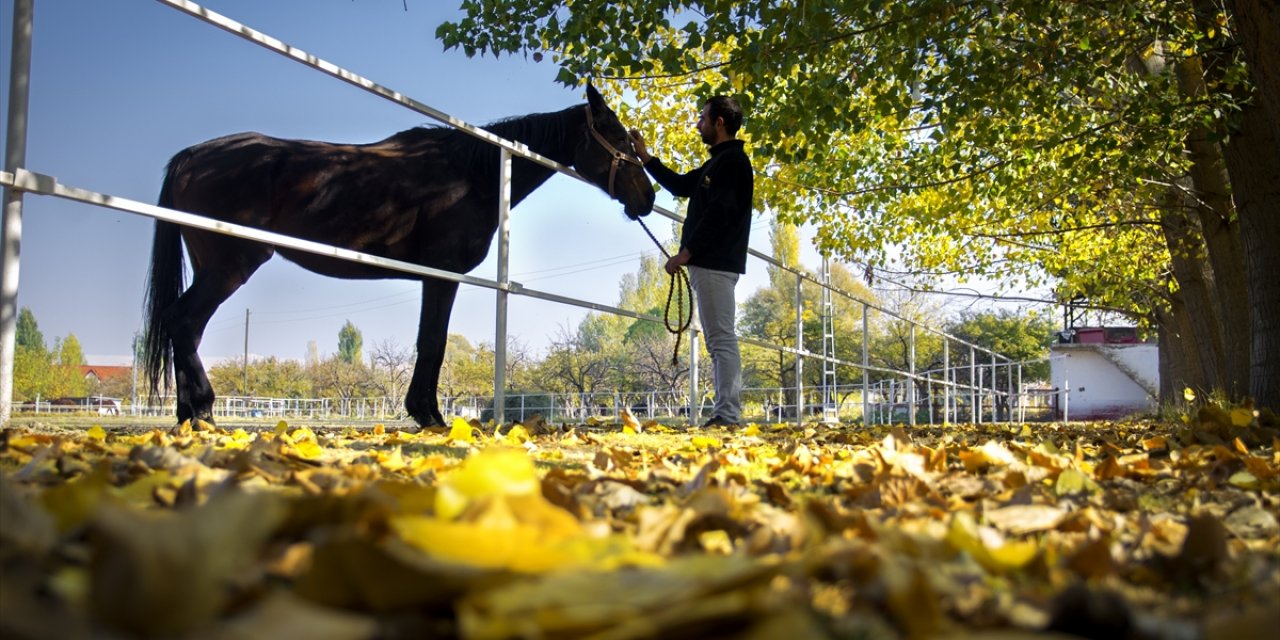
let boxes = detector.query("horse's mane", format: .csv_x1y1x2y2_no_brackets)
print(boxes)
384,105,583,181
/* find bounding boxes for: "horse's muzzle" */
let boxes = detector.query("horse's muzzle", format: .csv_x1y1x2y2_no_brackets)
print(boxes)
625,191,655,220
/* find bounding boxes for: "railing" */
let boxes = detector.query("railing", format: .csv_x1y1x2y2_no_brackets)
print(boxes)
12,374,1067,426
0,0,1028,427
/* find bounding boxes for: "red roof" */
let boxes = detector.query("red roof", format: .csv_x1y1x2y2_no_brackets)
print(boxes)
80,365,132,381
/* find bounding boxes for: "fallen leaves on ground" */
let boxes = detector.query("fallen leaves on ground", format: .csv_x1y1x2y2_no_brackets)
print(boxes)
1,413,1278,639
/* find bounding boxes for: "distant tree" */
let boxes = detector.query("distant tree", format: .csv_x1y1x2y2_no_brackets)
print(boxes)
91,370,134,400
619,308,687,393
336,320,363,365
865,292,947,409
305,340,320,368
370,338,414,406
439,334,493,397
12,307,52,401
495,335,535,392
56,334,86,368
539,320,615,395
739,221,873,408
209,357,310,397
309,356,377,404
15,307,44,352
45,334,89,399
12,348,52,402
945,310,1058,383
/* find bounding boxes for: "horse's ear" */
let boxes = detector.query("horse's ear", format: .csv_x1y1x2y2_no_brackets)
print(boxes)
586,82,609,113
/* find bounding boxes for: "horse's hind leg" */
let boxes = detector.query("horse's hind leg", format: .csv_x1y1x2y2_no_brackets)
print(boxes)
165,240,273,423
404,277,459,427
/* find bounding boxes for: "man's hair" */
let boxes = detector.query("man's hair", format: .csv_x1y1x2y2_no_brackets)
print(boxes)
704,95,744,135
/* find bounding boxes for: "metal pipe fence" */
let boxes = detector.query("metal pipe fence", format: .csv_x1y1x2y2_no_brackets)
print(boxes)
1,0,1031,427
11,375,1063,425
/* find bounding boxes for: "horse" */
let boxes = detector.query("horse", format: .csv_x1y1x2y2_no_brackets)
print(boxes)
142,85,654,427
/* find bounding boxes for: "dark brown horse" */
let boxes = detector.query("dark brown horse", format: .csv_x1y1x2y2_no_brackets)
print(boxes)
143,86,654,426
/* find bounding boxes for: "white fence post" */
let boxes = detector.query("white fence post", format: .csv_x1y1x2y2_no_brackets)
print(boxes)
1,0,34,427
493,148,512,425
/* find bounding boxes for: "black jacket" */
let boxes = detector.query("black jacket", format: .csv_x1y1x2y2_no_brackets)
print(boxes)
644,139,754,274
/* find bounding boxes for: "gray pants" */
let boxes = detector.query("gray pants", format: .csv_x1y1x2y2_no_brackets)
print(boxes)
688,265,742,423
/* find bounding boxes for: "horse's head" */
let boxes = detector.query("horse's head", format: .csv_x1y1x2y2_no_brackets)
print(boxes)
577,84,655,220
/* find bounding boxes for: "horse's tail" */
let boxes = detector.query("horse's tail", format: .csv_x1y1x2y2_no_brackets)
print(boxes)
142,162,187,401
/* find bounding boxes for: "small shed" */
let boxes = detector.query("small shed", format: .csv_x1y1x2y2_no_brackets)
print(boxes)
1050,327,1158,420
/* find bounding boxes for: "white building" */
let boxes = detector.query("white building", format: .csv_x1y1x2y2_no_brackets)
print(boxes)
1050,328,1159,420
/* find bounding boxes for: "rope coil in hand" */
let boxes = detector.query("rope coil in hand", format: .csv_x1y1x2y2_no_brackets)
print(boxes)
637,218,693,365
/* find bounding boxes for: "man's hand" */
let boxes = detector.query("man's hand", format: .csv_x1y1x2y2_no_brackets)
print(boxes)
629,129,652,164
664,248,692,274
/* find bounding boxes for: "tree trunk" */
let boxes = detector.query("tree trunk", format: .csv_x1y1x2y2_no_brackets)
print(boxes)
1225,0,1280,410
1156,302,1203,403
1175,55,1251,399
1221,100,1280,409
1158,187,1226,392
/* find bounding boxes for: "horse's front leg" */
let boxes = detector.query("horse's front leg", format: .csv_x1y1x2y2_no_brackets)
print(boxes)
404,277,460,427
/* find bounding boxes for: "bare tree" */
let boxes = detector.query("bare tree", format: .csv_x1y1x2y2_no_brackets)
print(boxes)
370,338,415,408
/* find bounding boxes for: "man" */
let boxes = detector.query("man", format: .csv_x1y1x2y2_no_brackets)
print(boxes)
630,96,754,427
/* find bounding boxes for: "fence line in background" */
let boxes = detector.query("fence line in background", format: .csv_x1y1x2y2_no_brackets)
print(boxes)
13,360,1067,425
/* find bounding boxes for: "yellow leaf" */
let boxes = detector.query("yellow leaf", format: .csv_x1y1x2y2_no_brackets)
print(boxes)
289,427,318,444
691,435,722,449
86,425,107,441
290,440,324,461
986,539,1040,570
41,464,113,533
274,420,289,437
742,424,761,437
1184,388,1196,403
377,447,407,472
1230,408,1254,427
645,421,674,433
394,490,587,573
222,428,253,450
946,512,1038,573
449,417,476,443
1228,471,1260,490
621,408,641,435
391,516,574,572
1055,469,1092,496
111,470,174,506
502,424,531,444
435,448,540,520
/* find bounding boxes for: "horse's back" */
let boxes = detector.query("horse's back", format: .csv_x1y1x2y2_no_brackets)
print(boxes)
164,132,292,212
161,128,485,274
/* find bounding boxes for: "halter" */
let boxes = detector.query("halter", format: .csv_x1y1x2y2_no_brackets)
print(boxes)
584,105,644,198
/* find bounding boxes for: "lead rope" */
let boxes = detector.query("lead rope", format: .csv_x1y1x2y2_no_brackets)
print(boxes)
637,218,694,365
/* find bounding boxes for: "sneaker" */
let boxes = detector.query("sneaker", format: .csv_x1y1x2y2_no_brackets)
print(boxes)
700,415,738,428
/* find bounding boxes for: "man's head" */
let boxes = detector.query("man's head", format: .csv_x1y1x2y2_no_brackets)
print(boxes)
697,95,744,146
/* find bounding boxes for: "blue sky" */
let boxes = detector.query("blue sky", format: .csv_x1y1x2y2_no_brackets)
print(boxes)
1,0,788,364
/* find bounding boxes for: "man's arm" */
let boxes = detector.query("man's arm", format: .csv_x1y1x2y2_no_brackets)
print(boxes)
630,129,700,197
